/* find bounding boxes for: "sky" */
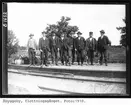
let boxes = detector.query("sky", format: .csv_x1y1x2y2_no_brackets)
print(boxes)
8,3,125,46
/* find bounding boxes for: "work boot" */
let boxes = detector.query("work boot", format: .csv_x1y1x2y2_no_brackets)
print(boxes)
105,59,108,66
45,64,48,66
105,63,108,66
41,64,43,67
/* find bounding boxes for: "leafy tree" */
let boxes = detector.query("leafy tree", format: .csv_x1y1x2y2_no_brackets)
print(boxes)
116,19,126,47
8,30,19,58
45,16,79,38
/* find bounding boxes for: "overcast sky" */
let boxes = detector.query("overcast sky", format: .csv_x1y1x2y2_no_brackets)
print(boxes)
8,3,125,46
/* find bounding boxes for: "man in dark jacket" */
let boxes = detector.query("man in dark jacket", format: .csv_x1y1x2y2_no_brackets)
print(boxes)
75,31,85,66
97,30,111,66
39,31,50,66
49,32,60,65
59,33,69,66
70,32,77,65
67,32,74,66
85,32,97,65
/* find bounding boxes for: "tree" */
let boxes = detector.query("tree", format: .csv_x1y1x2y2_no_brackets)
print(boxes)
8,30,19,58
116,19,126,47
45,16,79,38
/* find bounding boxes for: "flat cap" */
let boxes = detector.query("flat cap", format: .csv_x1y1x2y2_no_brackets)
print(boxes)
29,34,34,37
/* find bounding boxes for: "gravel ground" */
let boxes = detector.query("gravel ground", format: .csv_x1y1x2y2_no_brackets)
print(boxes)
8,72,126,95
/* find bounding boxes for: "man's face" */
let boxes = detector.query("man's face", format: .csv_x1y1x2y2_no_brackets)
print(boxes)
52,33,55,37
30,36,33,39
70,32,74,37
100,32,104,36
73,34,77,38
42,34,45,37
89,34,93,38
61,34,64,38
77,34,81,37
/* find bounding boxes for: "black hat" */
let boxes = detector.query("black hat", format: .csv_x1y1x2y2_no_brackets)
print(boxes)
42,31,45,34
89,31,93,34
77,31,82,35
29,34,34,37
100,30,105,34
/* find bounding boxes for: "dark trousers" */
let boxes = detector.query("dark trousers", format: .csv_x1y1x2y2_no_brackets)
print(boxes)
40,48,48,65
87,49,95,65
72,50,75,64
51,46,58,64
77,49,84,65
99,49,108,65
28,48,35,65
68,48,73,65
60,48,68,65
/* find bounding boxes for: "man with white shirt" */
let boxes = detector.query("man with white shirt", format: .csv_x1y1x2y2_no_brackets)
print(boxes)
85,32,97,65
27,34,37,66
97,30,111,66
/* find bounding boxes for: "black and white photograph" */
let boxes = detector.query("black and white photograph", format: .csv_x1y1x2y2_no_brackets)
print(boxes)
3,2,129,96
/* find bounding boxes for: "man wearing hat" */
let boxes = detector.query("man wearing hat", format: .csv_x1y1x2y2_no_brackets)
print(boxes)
49,31,60,65
27,34,37,66
66,31,75,66
75,31,86,66
59,33,69,66
71,32,77,65
85,32,97,65
97,30,111,66
39,31,50,66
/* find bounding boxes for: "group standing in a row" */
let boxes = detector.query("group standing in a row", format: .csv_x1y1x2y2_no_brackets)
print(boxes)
27,30,111,67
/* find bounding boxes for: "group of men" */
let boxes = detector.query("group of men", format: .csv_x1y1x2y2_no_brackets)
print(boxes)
27,30,111,67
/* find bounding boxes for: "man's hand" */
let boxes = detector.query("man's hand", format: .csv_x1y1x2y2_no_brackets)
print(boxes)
58,48,59,51
40,49,43,52
75,49,77,51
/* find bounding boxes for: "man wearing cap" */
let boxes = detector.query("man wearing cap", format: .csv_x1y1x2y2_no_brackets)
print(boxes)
97,30,111,66
39,31,50,66
59,33,69,66
75,31,86,66
49,31,60,65
85,32,97,65
27,34,37,66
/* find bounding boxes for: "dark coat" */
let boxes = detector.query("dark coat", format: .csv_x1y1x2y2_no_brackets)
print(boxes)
67,36,74,49
75,37,85,50
49,36,60,49
85,38,97,51
39,37,50,51
73,37,77,50
59,37,69,50
97,35,111,51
